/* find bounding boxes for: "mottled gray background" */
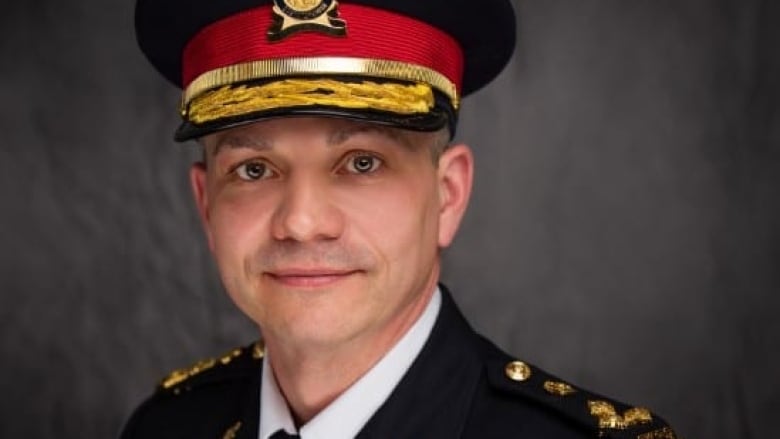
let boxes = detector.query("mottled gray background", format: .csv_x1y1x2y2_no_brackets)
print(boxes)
1,0,778,438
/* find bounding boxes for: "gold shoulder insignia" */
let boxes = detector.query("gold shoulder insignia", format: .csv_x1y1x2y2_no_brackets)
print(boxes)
486,355,676,437
637,427,678,439
252,340,265,359
544,380,577,396
159,341,263,391
588,400,653,430
222,421,242,439
161,357,218,390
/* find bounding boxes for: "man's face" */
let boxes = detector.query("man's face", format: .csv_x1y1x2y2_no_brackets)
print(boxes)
190,117,472,350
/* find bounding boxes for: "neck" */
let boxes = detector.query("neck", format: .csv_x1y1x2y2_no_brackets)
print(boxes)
265,279,439,426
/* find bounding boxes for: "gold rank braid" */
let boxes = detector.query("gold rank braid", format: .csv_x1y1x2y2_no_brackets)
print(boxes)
187,79,435,124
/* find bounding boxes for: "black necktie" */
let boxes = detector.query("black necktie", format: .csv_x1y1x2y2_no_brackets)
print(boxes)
269,429,301,439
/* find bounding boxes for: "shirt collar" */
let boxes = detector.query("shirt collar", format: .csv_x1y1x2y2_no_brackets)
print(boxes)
258,287,442,439
259,352,297,438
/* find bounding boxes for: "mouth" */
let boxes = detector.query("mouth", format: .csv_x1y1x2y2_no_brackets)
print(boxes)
264,268,361,288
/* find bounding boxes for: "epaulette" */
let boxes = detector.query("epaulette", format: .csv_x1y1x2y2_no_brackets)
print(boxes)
485,354,677,439
156,340,265,395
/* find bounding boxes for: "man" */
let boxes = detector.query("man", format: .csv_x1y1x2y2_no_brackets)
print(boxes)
123,0,677,437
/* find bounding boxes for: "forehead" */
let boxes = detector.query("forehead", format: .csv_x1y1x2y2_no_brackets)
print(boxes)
203,117,422,155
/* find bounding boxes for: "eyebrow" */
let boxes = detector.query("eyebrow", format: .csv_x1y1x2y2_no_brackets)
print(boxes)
209,123,414,158
211,134,272,157
328,124,414,150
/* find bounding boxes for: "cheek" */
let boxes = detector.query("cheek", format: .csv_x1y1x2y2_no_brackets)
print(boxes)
209,189,275,269
207,188,282,319
337,178,440,266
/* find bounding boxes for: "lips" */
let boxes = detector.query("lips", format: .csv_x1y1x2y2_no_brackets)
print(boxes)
265,268,361,288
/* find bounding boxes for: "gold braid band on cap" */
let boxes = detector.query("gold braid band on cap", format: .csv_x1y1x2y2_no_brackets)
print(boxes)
187,78,436,124
182,56,460,115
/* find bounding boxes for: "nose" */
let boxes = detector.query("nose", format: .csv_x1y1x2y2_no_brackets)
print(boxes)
271,173,344,242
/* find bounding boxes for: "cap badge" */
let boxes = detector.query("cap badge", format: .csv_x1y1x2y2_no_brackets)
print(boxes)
268,0,347,41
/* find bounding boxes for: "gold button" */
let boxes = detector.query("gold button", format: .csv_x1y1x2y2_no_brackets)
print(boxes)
543,380,576,396
505,360,532,382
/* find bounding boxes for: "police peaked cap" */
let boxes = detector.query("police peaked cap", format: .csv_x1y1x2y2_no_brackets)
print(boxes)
135,0,517,141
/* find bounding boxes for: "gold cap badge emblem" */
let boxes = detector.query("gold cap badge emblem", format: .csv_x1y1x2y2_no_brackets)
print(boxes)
268,0,347,41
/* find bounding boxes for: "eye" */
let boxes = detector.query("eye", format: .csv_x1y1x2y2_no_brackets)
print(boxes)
344,153,382,174
235,161,273,181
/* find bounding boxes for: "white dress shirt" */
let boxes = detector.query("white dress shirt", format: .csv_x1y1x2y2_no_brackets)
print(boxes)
258,287,442,439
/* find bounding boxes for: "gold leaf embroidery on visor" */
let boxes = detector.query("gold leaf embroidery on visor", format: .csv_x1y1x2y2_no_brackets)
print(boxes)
186,78,435,124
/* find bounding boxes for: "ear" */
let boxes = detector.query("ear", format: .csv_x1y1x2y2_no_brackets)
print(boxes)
189,162,216,252
436,143,474,248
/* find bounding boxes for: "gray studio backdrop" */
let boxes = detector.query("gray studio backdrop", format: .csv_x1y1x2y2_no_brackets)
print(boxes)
1,0,778,438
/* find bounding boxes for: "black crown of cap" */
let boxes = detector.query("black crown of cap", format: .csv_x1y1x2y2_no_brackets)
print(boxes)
135,0,517,96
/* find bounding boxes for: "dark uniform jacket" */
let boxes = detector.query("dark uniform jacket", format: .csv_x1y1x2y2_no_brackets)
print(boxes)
121,287,677,438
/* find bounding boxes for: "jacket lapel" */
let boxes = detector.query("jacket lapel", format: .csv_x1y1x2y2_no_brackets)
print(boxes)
356,286,483,438
225,358,262,439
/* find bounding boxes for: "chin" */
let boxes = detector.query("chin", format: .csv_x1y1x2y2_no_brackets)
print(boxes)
271,314,370,349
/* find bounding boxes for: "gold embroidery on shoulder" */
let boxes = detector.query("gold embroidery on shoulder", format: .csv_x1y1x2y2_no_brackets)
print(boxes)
222,421,242,439
637,427,677,439
624,407,654,425
253,340,265,359
588,400,653,430
220,348,243,365
543,380,576,396
160,344,252,390
161,357,217,389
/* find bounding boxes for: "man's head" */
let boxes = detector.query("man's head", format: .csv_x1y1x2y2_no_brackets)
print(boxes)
135,0,516,347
